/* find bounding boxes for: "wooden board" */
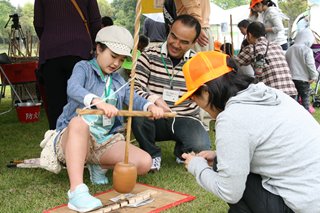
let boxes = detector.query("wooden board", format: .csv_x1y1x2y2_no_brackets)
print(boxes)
44,183,196,213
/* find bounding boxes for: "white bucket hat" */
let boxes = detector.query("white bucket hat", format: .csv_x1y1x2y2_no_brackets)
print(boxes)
95,25,134,58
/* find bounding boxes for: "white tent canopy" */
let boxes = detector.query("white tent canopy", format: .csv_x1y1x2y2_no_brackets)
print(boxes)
143,13,165,23
209,3,227,24
143,3,253,26
210,3,252,25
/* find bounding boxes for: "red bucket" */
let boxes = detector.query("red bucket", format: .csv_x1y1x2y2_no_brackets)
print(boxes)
15,102,41,123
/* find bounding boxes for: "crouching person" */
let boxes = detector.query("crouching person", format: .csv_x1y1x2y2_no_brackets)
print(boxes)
176,51,320,212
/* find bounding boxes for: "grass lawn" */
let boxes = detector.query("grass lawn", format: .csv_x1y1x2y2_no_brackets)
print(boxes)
0,87,319,213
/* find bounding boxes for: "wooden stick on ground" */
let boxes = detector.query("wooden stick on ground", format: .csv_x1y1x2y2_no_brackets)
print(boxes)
89,190,158,213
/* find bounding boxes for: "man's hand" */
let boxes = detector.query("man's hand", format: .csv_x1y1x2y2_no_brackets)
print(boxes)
155,97,171,112
147,104,165,119
196,29,209,47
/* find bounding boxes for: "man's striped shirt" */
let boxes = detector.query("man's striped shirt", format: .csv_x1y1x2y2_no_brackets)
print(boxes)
134,42,200,118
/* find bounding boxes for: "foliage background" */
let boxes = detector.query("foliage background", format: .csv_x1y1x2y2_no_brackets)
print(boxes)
0,0,309,50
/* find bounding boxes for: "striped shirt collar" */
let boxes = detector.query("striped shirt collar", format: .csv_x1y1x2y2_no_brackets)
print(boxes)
160,41,193,61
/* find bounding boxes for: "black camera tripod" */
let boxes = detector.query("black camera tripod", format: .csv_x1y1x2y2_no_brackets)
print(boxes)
4,14,27,57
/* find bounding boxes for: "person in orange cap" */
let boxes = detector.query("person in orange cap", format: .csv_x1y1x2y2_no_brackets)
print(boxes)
176,51,320,212
250,0,288,50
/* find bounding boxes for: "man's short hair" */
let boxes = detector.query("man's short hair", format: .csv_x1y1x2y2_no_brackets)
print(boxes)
247,21,266,38
238,19,250,29
172,14,201,42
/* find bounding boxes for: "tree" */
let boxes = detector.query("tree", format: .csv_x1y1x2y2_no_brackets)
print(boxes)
0,0,15,41
97,0,114,18
20,3,35,36
213,0,248,10
111,0,138,34
278,0,308,38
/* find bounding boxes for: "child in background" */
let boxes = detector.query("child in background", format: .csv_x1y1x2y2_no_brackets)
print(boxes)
101,16,113,27
237,19,250,53
117,35,149,81
54,26,164,212
285,28,319,112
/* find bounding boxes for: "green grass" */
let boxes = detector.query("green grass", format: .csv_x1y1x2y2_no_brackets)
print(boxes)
1,87,320,213
0,89,227,213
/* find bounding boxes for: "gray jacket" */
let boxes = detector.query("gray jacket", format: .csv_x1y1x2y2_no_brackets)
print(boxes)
286,28,319,82
188,83,320,212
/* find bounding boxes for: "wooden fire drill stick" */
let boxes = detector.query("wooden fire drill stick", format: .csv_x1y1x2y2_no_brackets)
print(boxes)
124,0,142,164
76,108,176,118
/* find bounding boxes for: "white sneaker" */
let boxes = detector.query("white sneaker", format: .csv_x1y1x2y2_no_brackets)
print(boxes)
67,183,102,212
150,157,161,172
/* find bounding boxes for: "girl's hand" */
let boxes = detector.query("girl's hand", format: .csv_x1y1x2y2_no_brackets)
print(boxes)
92,98,118,118
147,104,165,119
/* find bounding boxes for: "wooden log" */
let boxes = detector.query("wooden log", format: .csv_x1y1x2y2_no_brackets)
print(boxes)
76,108,177,118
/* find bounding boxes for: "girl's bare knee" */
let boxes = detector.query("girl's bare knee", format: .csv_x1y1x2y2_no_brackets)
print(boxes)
137,154,152,175
68,116,88,133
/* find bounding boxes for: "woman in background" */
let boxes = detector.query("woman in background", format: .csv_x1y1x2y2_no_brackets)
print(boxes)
250,0,288,50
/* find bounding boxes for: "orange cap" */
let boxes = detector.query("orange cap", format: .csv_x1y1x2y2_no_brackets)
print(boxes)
250,0,262,8
214,40,222,51
175,51,233,106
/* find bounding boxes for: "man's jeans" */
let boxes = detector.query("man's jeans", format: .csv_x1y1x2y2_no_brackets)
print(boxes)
132,117,211,159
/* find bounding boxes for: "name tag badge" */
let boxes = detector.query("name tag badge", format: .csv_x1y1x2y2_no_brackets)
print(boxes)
102,115,112,126
163,88,180,102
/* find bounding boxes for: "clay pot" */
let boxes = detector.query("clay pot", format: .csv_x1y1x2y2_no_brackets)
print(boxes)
113,162,137,193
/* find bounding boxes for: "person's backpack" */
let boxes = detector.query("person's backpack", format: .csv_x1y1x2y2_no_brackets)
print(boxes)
163,0,176,35
252,41,269,77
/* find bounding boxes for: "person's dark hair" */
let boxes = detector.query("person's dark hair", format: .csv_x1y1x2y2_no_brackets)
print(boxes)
172,14,201,42
101,16,113,27
193,58,254,111
138,35,149,52
262,0,277,7
96,42,108,51
237,19,250,29
220,43,233,56
247,21,266,38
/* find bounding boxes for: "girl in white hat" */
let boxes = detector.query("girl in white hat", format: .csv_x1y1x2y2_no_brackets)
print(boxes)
54,25,164,212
